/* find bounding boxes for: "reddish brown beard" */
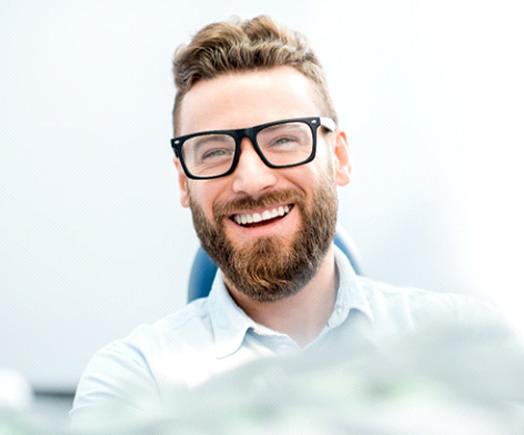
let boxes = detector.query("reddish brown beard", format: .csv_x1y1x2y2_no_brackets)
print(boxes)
188,180,337,302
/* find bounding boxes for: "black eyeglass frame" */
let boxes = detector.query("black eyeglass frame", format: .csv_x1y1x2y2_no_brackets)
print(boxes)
171,116,336,180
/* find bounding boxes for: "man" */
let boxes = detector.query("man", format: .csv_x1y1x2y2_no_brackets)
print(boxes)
71,15,500,425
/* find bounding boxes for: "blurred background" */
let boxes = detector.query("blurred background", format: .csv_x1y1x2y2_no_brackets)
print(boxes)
1,0,523,415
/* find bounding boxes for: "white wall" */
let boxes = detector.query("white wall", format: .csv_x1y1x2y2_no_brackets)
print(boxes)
1,0,523,389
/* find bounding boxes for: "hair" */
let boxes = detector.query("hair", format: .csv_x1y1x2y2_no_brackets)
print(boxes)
171,15,337,135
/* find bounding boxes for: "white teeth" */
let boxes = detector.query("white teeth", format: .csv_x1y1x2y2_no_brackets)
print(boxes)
233,205,292,226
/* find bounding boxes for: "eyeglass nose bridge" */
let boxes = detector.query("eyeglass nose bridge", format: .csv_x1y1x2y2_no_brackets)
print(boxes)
228,126,275,172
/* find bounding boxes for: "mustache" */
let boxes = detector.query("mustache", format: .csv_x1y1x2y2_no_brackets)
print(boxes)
213,189,306,221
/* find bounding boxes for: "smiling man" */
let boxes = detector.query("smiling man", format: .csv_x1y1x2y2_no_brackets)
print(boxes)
71,16,501,424
174,65,348,346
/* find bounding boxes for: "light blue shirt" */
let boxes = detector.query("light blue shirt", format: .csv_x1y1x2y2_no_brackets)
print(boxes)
70,246,496,424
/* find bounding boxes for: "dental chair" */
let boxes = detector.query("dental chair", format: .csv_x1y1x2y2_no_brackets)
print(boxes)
187,226,363,302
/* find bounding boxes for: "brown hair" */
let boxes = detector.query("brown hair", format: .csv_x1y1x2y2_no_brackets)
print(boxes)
171,15,337,135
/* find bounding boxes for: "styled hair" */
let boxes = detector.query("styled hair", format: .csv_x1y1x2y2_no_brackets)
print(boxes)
171,15,337,135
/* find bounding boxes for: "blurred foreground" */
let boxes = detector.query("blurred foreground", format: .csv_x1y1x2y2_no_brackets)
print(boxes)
2,322,523,435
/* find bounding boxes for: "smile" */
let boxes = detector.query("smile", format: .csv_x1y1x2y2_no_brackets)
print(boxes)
231,204,293,227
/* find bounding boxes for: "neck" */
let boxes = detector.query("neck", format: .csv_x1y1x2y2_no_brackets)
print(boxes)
225,244,338,347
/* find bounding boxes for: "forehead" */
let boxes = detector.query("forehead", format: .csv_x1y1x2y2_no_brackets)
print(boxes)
177,66,322,136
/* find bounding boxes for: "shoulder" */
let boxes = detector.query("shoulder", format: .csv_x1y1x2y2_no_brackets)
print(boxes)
91,297,214,359
70,298,214,426
87,296,214,372
147,297,214,345
356,275,502,329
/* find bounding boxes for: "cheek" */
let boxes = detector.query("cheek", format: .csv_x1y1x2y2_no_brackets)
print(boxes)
316,142,336,170
313,149,336,184
187,181,226,219
295,155,334,185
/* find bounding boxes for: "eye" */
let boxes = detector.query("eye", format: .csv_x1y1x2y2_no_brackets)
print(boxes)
268,135,300,147
201,148,233,161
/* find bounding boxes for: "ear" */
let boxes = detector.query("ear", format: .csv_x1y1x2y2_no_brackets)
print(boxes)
332,130,351,186
173,158,190,208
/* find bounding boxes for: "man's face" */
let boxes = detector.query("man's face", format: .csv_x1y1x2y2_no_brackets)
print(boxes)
175,66,351,301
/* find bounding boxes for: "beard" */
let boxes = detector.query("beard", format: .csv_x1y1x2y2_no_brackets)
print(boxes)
188,176,338,303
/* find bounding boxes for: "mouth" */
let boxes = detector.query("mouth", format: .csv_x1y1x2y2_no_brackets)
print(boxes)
229,204,294,228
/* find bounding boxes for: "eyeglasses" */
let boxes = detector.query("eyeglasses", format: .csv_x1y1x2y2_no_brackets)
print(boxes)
171,116,336,180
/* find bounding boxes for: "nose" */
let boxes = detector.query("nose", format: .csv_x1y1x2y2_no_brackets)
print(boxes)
231,137,278,196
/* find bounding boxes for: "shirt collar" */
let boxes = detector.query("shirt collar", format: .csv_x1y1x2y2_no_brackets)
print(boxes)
208,244,374,358
327,246,374,329
208,274,256,358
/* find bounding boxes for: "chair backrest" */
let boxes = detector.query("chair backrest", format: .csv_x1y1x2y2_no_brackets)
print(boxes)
187,226,363,303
